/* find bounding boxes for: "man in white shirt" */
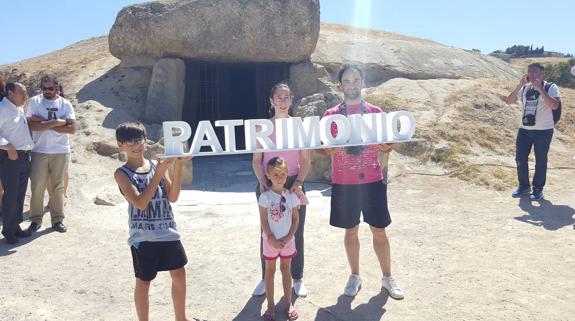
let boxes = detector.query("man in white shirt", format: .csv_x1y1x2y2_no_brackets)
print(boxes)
26,76,76,234
0,82,34,244
505,63,561,201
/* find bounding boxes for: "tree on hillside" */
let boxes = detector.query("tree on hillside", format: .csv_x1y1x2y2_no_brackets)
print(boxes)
500,44,548,58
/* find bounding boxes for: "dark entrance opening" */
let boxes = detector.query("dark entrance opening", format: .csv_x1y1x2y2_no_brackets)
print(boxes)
183,61,289,151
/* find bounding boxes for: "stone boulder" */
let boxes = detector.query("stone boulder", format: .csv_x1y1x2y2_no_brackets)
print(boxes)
109,0,320,63
144,58,186,123
88,140,119,157
313,24,520,85
294,91,342,118
94,191,125,206
289,61,333,98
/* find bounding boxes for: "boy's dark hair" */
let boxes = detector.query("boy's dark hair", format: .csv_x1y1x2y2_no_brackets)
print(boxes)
528,63,545,71
116,122,146,143
338,64,364,82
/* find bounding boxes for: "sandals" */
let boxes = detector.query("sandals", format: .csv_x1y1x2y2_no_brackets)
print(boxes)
287,308,299,321
263,308,275,321
263,307,298,321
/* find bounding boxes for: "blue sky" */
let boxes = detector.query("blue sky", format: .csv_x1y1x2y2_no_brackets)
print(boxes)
1,0,573,65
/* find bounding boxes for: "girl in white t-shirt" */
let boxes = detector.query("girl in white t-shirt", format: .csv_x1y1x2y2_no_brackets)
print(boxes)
258,156,300,321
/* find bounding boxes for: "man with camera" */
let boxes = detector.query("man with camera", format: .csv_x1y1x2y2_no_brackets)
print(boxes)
505,63,561,201
317,64,404,300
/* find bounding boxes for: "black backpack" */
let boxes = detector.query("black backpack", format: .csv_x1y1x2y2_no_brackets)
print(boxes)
544,82,562,124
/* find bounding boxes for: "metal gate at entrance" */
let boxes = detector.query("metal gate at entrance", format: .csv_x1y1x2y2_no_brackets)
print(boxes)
183,61,289,151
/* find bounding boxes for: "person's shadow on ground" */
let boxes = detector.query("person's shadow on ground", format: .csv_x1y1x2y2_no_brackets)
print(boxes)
231,295,266,321
515,198,575,231
313,292,389,321
0,228,54,257
1,211,56,256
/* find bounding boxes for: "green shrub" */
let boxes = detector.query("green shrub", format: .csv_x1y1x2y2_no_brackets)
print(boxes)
545,58,575,89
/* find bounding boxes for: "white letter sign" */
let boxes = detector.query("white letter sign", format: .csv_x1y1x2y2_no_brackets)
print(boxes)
159,112,419,157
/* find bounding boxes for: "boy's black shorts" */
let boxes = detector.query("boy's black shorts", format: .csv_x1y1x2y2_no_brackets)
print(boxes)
130,240,188,281
330,180,392,229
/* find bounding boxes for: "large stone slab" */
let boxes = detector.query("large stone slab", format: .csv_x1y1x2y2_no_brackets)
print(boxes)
109,0,320,63
144,58,186,123
289,61,333,98
313,24,520,84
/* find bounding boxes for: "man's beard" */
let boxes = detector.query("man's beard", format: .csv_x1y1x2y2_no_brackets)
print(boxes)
344,90,361,100
43,92,55,99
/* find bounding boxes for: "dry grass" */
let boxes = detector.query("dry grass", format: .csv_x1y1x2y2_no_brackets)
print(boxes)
379,80,524,189
363,93,406,113
337,59,573,191
510,57,572,73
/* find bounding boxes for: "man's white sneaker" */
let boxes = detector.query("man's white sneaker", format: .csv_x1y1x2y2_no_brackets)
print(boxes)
344,274,362,297
293,279,308,297
252,280,265,296
382,276,404,300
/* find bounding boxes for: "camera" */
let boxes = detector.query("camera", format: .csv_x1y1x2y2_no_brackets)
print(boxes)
345,145,365,155
522,114,536,126
525,88,540,100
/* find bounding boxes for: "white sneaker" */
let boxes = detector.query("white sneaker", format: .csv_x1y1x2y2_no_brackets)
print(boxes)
382,276,404,300
344,274,362,297
293,279,308,297
252,280,265,296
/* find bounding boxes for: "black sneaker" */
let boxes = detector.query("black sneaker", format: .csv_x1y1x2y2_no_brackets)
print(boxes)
27,222,42,234
511,186,531,198
529,190,544,201
53,222,67,233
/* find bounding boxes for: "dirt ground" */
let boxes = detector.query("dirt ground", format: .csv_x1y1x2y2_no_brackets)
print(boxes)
1,154,574,321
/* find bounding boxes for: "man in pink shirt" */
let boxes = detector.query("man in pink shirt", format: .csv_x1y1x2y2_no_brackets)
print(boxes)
318,65,404,300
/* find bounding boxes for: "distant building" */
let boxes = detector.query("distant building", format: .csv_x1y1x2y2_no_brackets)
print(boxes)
542,51,566,58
